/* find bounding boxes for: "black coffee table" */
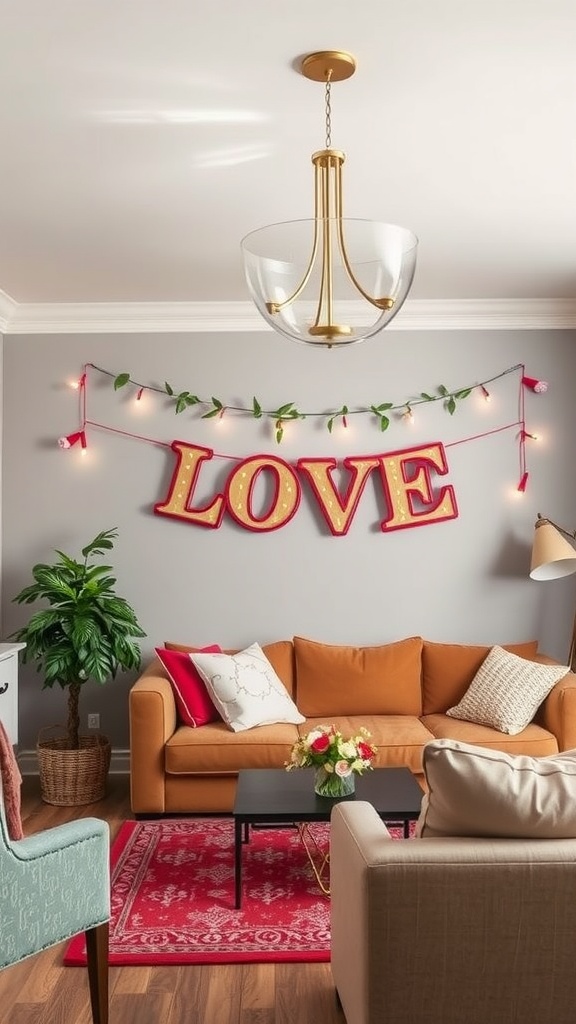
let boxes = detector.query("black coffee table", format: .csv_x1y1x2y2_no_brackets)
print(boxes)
232,767,423,908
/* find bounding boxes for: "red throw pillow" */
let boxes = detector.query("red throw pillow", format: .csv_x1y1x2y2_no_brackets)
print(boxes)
155,645,222,727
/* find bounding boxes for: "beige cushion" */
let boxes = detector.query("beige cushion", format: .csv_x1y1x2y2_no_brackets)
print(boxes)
189,642,305,732
446,645,568,734
421,639,539,714
417,738,576,838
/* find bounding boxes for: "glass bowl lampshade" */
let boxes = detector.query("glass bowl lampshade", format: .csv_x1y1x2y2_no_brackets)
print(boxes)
242,217,418,347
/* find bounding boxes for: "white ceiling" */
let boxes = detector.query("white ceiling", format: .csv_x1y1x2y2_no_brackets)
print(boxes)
2,0,576,312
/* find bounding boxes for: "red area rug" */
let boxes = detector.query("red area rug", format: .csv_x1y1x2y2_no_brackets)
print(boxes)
64,816,407,966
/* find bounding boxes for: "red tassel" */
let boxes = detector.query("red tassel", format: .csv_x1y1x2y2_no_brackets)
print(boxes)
58,430,86,450
522,376,548,393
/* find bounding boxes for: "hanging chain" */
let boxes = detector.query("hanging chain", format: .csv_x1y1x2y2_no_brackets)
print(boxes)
324,70,333,149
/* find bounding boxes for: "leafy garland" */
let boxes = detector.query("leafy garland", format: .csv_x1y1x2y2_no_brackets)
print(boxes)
94,362,523,444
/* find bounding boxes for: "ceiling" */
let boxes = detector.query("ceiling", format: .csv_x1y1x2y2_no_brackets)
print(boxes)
2,0,576,315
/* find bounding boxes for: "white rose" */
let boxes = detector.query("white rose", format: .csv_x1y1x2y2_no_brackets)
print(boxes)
339,740,356,760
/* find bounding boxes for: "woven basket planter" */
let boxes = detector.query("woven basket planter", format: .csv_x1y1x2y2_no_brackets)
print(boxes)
36,726,112,806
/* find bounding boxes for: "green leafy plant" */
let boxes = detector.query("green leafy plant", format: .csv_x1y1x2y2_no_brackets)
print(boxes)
10,528,146,749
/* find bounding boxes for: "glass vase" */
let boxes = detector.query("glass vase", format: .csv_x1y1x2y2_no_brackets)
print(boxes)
314,766,355,798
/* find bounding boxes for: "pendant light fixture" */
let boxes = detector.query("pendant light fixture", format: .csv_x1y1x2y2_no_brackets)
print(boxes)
241,51,418,348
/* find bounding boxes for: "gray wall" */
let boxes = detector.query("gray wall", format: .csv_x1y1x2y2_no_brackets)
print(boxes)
3,328,576,751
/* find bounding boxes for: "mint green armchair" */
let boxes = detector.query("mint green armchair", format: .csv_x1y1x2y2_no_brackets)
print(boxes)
0,775,110,1024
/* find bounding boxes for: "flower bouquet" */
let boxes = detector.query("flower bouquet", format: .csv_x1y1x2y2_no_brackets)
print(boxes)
286,723,377,798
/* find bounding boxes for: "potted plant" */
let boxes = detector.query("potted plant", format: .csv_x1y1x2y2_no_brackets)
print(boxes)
11,527,146,806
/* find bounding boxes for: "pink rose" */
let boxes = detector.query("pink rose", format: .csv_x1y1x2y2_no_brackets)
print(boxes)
310,733,330,755
335,760,352,778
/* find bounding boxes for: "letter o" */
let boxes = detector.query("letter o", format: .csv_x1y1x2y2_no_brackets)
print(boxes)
226,455,301,532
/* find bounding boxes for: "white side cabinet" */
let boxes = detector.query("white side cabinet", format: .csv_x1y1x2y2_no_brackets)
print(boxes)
0,642,25,744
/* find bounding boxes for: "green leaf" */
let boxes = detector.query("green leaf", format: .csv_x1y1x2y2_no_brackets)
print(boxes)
420,392,434,401
113,373,130,390
438,384,449,397
201,408,220,419
175,391,198,414
276,402,295,417
275,425,284,444
81,529,117,559
327,417,334,433
454,388,472,400
380,415,390,431
252,397,262,419
371,403,393,413
446,396,456,415
164,381,174,396
211,397,223,410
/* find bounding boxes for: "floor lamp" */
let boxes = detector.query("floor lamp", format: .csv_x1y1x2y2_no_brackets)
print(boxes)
530,514,576,670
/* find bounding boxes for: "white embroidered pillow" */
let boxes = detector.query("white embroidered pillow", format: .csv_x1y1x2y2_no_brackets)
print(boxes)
417,739,576,838
445,645,568,735
189,642,305,733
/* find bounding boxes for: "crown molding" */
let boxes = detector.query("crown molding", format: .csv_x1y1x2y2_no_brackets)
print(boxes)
0,289,18,333
2,295,576,334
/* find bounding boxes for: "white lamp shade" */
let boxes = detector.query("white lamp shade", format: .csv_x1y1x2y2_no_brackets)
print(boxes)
530,519,576,580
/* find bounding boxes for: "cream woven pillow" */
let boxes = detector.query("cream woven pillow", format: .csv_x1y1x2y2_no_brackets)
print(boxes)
417,738,576,838
446,645,568,734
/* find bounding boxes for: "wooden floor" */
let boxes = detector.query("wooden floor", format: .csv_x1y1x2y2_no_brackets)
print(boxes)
1,775,347,1024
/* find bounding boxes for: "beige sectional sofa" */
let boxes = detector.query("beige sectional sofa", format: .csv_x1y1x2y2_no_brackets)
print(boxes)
330,799,576,1024
129,634,576,815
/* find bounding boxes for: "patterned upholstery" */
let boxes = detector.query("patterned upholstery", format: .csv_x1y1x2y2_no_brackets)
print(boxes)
0,771,111,1023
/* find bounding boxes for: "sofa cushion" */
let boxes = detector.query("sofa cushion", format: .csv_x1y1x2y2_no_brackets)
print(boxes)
190,642,305,732
294,636,423,716
417,738,576,838
421,639,539,715
155,645,222,727
420,713,559,757
165,639,296,696
445,645,569,734
165,720,301,773
301,715,434,774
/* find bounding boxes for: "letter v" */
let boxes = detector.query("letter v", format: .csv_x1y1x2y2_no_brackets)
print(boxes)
297,456,381,535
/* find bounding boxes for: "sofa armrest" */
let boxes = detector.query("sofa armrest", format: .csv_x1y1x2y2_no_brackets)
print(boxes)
330,801,576,1024
536,666,576,750
129,658,177,813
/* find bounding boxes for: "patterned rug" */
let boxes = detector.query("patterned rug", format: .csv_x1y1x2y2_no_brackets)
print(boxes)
64,816,407,966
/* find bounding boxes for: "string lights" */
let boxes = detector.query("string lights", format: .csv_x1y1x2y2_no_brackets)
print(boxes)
56,362,547,497
103,362,542,437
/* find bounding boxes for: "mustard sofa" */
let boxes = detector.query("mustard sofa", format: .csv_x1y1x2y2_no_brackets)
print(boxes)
129,635,576,815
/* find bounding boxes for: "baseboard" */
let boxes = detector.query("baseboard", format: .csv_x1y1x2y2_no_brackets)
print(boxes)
17,748,130,776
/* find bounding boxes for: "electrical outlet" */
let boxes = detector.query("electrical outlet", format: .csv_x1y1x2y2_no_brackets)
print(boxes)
87,713,100,730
